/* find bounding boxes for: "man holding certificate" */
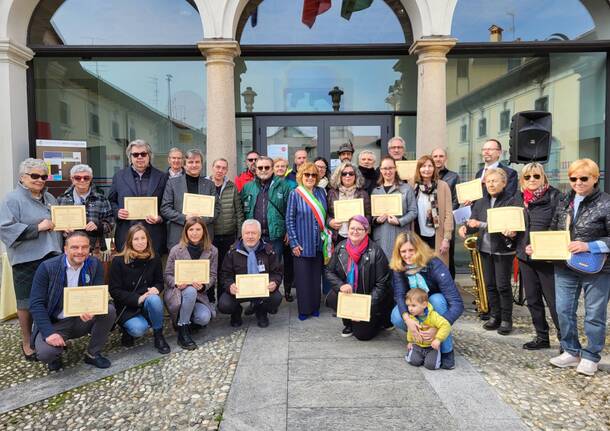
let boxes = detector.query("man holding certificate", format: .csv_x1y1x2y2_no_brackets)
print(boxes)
29,232,115,371
218,220,283,328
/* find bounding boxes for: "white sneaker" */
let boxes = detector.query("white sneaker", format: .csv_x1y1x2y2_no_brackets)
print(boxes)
576,358,598,376
550,351,580,368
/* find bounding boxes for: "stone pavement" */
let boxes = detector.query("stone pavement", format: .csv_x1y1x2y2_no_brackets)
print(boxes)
220,301,527,431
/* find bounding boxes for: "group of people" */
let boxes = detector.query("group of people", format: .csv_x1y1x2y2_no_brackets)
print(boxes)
0,136,608,376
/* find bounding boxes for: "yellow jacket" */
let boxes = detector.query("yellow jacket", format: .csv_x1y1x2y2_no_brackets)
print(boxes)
406,303,451,348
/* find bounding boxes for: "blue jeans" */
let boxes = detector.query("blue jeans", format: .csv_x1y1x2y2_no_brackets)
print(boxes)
554,267,610,363
178,286,212,327
123,294,164,337
391,293,454,354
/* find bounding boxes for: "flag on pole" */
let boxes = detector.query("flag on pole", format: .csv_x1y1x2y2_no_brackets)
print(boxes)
302,0,332,28
341,0,373,20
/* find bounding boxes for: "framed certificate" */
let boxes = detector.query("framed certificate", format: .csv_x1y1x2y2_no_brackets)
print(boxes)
51,205,86,231
487,207,525,233
456,179,483,204
124,197,158,220
63,285,109,317
530,231,571,260
236,274,270,299
337,292,371,322
174,259,210,285
182,193,215,217
371,194,402,217
396,160,418,181
333,198,364,223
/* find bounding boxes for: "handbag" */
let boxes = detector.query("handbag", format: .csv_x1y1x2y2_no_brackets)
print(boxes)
565,212,607,274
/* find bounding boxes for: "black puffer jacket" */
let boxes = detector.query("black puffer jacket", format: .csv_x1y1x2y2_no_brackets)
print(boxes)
514,186,564,261
439,168,461,210
219,240,283,293
550,187,610,272
324,239,390,309
467,190,518,254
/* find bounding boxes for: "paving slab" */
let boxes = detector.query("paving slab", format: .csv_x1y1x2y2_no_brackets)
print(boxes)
288,357,422,381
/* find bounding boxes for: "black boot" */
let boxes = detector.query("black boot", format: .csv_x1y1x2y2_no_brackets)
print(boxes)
256,308,269,328
483,317,501,330
497,321,513,335
177,325,197,350
153,329,171,354
522,337,550,350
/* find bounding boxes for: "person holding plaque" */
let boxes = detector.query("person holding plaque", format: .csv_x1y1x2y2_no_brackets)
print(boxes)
546,159,610,376
411,155,453,267
161,149,219,251
325,215,392,340
108,139,167,255
326,161,371,245
371,156,417,259
0,158,62,362
164,217,218,350
109,224,170,355
29,232,115,371
458,168,518,335
218,220,282,328
513,163,562,351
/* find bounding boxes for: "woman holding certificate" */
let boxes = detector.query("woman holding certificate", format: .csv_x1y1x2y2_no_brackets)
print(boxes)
164,217,218,350
545,159,610,376
0,158,62,361
458,168,518,335
371,156,417,259
109,224,170,354
286,162,330,320
411,155,453,267
326,161,371,245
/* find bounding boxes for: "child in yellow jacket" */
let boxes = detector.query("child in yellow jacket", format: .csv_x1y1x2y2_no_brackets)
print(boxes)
404,288,452,370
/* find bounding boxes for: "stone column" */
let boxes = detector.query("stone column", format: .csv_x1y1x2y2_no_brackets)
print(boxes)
198,39,240,176
409,37,457,157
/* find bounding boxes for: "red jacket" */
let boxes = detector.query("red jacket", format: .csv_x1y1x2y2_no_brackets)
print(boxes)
234,170,255,192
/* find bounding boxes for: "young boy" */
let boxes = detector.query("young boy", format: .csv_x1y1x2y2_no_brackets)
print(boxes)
404,288,452,370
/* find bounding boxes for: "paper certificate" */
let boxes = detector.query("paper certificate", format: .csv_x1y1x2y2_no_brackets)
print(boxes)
337,292,371,322
371,194,402,217
456,179,483,204
174,259,210,285
334,198,364,223
51,205,86,231
124,197,158,220
487,207,525,233
182,193,215,217
530,231,571,260
236,274,270,299
63,285,109,317
396,160,418,181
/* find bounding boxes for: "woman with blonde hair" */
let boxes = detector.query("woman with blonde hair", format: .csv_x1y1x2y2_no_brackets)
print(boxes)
389,231,464,369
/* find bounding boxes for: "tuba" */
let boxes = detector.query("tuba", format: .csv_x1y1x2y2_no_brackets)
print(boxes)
464,236,488,314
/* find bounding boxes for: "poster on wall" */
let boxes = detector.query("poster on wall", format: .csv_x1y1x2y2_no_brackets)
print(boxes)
36,140,87,182
267,144,288,159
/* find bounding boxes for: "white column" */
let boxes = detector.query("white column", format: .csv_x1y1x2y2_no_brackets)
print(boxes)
409,37,457,156
198,39,240,177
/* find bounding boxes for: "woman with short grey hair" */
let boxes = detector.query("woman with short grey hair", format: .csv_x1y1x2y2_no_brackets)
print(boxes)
0,158,62,361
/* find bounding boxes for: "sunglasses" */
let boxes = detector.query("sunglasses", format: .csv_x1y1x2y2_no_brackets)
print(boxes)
523,174,541,180
25,172,48,181
341,171,355,177
73,175,92,182
247,158,258,162
303,172,318,178
569,176,589,183
130,152,148,158
257,165,272,171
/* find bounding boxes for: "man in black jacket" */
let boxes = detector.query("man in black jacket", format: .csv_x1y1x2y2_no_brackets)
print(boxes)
475,139,518,198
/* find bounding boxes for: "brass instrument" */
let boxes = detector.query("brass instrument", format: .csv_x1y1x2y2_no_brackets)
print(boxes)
464,236,488,314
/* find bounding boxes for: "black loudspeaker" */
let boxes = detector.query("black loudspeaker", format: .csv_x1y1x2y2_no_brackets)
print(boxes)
509,111,552,164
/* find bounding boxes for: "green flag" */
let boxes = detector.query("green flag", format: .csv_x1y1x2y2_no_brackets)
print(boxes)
341,0,374,20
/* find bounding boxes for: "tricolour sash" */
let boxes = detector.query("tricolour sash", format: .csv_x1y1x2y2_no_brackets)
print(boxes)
295,186,333,264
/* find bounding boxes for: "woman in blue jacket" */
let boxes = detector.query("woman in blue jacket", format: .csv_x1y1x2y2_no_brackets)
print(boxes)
390,231,464,369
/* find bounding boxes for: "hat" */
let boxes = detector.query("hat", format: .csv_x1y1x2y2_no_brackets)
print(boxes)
349,214,370,232
338,142,354,154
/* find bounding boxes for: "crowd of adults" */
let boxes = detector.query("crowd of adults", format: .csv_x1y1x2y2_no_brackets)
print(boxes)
0,136,608,376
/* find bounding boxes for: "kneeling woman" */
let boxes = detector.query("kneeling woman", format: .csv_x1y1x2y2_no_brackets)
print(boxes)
390,232,464,369
164,217,218,350
109,224,170,354
325,215,392,340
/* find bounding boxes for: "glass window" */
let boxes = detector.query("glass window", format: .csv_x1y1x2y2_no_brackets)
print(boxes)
236,56,417,113
33,57,206,190
499,109,510,132
239,0,410,45
29,0,202,46
393,116,417,160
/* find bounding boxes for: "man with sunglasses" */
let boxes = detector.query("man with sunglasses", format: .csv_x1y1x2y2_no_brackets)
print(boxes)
235,150,259,192
475,139,518,198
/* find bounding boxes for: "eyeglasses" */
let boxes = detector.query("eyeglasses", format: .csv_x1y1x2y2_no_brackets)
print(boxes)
349,227,366,233
482,147,500,152
73,175,92,182
247,158,258,162
380,167,396,171
303,172,318,179
24,173,48,181
341,171,355,177
569,176,589,183
257,165,272,171
130,152,148,158
523,174,541,180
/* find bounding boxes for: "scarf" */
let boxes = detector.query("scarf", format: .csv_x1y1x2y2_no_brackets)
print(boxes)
244,243,259,274
187,242,203,260
416,182,440,229
345,236,369,292
523,184,549,208
338,185,357,200
318,177,329,189
405,264,429,292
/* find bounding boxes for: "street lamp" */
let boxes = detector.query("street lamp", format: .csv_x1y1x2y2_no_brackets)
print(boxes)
328,86,344,112
241,86,257,112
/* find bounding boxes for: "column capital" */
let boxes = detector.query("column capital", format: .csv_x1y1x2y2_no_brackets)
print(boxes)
409,37,457,63
198,39,240,66
0,39,34,69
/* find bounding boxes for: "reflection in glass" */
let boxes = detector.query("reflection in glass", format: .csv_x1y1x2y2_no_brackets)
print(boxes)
330,126,381,172
393,116,417,160
266,126,319,163
236,118,255,174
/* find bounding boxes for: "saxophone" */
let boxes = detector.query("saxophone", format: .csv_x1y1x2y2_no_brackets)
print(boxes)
464,236,488,314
